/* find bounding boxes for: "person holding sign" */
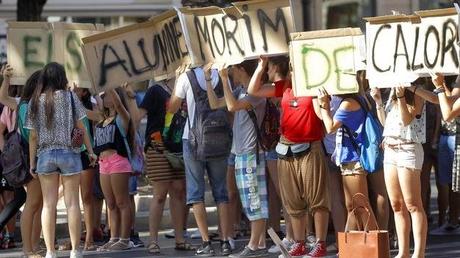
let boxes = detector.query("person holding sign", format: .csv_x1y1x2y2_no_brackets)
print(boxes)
93,88,136,252
371,86,427,258
0,66,43,258
248,56,330,258
169,67,233,257
316,75,379,232
206,61,268,258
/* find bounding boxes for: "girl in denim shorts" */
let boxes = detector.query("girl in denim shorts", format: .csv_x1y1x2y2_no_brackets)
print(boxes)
26,63,96,258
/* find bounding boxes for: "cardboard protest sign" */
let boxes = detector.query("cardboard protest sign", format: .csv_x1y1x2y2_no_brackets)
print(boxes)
232,0,294,59
177,0,294,67
7,22,54,85
290,28,364,97
82,10,189,92
365,8,458,87
7,22,102,86
177,6,245,68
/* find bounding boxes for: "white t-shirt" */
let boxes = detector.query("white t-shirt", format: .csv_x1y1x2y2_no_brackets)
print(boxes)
174,67,221,140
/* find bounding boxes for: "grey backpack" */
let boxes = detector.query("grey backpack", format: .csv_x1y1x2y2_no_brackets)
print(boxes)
186,70,232,161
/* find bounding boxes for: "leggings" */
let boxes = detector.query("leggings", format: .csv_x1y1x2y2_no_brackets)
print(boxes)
0,187,26,229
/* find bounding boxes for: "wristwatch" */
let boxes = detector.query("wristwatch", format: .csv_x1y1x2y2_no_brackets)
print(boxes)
433,88,445,95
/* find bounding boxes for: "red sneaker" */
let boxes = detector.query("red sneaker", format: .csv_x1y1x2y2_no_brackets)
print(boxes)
307,241,327,257
289,241,308,257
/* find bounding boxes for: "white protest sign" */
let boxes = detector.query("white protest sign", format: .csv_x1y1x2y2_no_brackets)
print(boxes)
365,8,459,87
290,28,364,97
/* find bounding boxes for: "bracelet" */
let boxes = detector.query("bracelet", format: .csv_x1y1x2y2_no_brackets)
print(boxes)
205,77,212,82
319,104,328,110
376,103,385,110
397,95,405,99
433,87,446,95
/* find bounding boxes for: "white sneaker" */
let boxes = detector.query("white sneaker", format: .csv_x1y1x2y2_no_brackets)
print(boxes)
45,252,57,258
268,237,294,254
70,250,83,258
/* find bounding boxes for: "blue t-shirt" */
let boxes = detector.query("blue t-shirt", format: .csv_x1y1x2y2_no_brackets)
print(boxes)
333,101,366,164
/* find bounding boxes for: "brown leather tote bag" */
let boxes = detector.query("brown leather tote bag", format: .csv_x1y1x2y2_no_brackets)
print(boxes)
338,194,390,258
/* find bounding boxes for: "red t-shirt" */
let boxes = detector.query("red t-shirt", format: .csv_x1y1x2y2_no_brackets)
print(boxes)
274,80,324,143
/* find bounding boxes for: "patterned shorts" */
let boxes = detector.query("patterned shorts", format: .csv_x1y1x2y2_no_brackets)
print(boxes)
234,152,268,221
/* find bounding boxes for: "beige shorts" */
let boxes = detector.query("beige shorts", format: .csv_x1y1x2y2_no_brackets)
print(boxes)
384,142,424,170
340,161,366,176
277,141,330,217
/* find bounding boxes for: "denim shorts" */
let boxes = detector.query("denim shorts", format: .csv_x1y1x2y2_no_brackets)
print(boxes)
36,149,82,176
183,140,229,205
129,175,138,195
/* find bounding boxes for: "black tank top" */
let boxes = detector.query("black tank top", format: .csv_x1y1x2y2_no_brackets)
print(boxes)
93,117,128,157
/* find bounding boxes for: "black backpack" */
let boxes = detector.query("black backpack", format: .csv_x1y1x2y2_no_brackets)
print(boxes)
186,70,232,161
1,109,31,187
163,109,187,153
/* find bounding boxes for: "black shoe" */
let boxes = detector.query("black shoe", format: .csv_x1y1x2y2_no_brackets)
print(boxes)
130,232,144,248
196,241,215,257
221,240,232,256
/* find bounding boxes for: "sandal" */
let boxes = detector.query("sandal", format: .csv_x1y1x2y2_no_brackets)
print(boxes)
84,242,98,251
147,241,160,254
22,252,43,258
58,240,72,251
175,242,195,251
107,240,131,251
97,239,118,251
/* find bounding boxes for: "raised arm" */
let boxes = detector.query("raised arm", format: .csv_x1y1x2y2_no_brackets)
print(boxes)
248,57,276,98
317,88,342,133
433,73,460,122
205,68,226,110
220,68,251,112
0,64,19,110
395,87,424,126
410,85,439,104
107,89,130,131
370,88,386,125
121,82,141,128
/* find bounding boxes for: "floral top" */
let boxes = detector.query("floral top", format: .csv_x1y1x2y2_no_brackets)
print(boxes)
383,101,426,144
25,90,86,155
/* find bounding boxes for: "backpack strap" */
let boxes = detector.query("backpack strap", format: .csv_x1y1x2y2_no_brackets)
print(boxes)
341,124,361,156
246,108,262,164
115,115,133,162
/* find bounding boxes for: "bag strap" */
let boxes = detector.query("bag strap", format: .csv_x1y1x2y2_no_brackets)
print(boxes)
115,115,133,162
344,193,380,232
342,124,361,156
69,91,77,126
246,108,262,164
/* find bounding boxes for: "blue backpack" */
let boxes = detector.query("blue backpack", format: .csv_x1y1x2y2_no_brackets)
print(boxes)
342,97,383,173
116,116,145,175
